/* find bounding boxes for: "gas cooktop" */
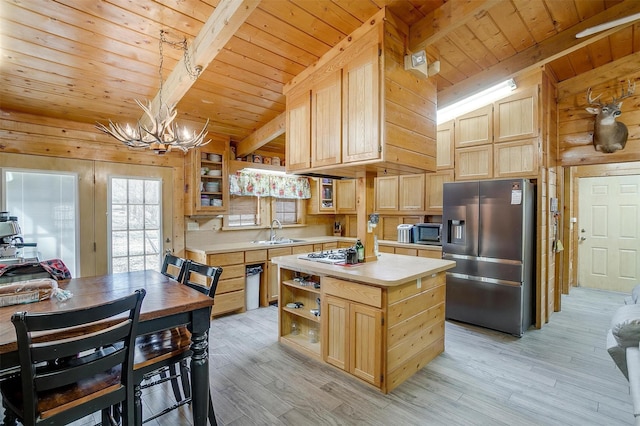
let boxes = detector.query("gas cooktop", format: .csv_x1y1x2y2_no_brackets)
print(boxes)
297,250,347,264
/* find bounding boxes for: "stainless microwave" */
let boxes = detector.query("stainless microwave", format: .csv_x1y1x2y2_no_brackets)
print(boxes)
412,223,442,245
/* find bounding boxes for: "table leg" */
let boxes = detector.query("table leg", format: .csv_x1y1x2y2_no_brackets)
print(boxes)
190,330,209,426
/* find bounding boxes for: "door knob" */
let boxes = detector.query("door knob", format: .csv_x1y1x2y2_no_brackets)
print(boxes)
580,237,586,241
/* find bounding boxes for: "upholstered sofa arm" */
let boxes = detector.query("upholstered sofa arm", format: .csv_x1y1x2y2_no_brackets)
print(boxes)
626,346,640,424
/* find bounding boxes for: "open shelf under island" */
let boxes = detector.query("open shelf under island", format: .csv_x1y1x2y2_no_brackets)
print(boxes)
271,253,456,394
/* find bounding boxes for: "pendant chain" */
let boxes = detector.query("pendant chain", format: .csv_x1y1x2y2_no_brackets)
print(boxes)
158,30,202,107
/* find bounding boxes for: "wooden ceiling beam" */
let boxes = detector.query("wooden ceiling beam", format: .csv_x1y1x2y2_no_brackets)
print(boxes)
236,112,285,157
142,0,261,123
409,0,503,52
437,0,640,108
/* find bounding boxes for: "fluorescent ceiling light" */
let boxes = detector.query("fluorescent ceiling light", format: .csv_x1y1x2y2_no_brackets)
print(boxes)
242,167,288,175
576,13,640,38
437,79,517,124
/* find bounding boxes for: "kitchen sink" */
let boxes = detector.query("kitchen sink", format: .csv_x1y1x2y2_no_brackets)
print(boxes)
251,238,305,245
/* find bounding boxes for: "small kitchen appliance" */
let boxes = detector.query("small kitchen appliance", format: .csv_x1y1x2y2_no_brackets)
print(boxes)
412,223,443,245
397,224,414,243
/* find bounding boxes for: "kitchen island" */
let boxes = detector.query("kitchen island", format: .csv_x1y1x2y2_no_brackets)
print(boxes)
271,253,455,393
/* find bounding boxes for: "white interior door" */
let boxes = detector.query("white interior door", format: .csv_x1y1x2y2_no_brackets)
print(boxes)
578,175,640,292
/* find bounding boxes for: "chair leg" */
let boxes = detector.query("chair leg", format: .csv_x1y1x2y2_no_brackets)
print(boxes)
208,390,217,426
134,383,143,426
167,363,184,402
1,403,17,426
179,360,191,400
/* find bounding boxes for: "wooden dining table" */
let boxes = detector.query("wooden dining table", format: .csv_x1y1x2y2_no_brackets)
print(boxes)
0,270,215,426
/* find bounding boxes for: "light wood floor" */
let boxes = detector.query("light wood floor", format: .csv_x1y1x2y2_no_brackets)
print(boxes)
5,287,634,425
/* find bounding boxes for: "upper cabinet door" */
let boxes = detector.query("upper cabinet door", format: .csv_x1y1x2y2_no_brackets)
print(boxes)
286,88,311,171
455,104,493,148
494,87,538,143
312,70,342,168
436,120,455,170
375,176,398,212
342,44,380,164
335,179,357,214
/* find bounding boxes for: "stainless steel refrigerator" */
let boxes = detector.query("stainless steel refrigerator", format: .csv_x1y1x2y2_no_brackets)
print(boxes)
442,178,535,337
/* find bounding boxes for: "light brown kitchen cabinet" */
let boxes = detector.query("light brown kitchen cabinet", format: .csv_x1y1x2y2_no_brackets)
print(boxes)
307,178,335,214
184,137,229,216
323,278,382,387
455,145,493,181
425,170,454,212
494,139,539,178
375,176,398,212
186,250,245,317
399,174,425,211
342,43,380,164
436,120,454,170
335,179,357,214
312,70,342,168
454,104,492,148
283,9,437,177
286,88,311,171
494,88,538,143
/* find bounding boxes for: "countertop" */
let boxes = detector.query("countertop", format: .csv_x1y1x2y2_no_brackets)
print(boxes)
271,253,455,287
185,237,442,255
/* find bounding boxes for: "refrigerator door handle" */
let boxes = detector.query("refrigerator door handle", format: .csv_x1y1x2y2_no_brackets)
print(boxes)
443,253,523,266
447,272,522,287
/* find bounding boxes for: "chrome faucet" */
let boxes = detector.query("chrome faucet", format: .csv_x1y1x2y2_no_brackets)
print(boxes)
269,219,282,241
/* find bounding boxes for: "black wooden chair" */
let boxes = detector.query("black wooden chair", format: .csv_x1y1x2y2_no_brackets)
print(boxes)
160,252,188,282
133,260,222,425
0,289,146,426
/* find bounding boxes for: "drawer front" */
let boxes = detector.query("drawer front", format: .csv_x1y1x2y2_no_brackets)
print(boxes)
268,247,292,259
211,290,245,316
221,263,246,279
245,249,267,263
208,251,244,266
217,276,245,294
291,244,314,255
322,242,338,250
418,249,442,259
322,276,382,308
395,247,417,256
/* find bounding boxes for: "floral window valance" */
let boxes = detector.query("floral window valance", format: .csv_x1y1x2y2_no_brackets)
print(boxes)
229,170,311,199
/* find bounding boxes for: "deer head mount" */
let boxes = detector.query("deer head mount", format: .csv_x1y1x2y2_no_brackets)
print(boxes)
585,80,635,153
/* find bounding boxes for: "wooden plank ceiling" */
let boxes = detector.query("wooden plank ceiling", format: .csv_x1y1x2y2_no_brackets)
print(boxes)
1,0,639,156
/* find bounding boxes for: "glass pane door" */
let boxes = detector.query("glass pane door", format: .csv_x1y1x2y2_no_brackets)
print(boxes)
2,169,78,276
109,177,162,273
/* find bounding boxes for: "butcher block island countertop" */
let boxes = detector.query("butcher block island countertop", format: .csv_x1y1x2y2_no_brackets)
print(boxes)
271,253,455,393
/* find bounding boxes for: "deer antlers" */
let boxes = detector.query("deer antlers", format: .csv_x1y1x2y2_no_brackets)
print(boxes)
587,79,636,106
612,80,636,104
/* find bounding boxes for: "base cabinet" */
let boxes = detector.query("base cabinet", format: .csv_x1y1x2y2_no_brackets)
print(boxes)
324,295,382,386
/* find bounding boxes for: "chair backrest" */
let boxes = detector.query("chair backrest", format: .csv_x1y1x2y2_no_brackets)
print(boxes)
161,253,188,282
11,289,146,425
182,260,223,298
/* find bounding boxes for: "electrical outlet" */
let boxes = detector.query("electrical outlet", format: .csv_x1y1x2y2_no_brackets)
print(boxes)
187,222,199,231
417,277,421,289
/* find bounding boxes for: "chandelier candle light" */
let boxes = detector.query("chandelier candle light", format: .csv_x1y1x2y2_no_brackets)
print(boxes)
96,30,210,154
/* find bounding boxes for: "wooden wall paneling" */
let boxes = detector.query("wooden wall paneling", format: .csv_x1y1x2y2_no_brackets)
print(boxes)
536,169,547,328
557,54,640,166
383,15,437,173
